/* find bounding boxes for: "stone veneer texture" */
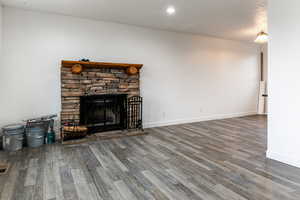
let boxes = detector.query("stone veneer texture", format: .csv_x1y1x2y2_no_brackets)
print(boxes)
61,66,140,125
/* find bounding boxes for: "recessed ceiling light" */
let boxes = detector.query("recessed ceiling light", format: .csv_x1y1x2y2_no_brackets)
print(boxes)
166,6,176,15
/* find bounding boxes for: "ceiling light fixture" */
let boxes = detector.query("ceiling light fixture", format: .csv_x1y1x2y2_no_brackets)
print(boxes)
255,31,269,43
166,6,176,15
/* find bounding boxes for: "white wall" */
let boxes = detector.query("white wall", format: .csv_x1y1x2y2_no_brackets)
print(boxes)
0,7,260,128
268,0,300,168
0,5,2,61
0,5,3,105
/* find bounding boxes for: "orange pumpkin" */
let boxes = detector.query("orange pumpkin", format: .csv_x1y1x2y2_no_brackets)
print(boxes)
71,64,83,74
126,66,138,75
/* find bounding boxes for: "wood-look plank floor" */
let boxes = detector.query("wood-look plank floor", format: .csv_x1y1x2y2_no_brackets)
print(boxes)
1,115,300,200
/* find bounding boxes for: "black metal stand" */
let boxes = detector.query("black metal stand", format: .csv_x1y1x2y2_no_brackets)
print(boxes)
127,96,143,130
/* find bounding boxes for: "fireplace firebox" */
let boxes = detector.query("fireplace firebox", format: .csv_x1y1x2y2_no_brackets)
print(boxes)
80,94,127,134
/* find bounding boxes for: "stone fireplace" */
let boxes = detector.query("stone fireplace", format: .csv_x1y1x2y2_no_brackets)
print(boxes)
61,60,142,134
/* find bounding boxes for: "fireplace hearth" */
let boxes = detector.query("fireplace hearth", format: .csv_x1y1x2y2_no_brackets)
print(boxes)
80,94,127,133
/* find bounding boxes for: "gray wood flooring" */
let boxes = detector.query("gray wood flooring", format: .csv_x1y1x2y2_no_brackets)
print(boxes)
1,115,300,200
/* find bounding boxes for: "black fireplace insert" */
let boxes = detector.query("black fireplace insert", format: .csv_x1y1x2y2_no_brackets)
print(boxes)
80,94,127,133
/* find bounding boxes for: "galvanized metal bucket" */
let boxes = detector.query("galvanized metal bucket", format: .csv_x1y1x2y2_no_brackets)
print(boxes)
2,124,25,152
26,121,49,148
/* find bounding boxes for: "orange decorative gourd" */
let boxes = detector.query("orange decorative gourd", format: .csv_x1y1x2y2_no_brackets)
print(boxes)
71,64,83,74
126,66,138,75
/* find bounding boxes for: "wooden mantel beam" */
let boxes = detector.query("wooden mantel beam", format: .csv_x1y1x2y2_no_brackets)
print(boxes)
62,60,143,69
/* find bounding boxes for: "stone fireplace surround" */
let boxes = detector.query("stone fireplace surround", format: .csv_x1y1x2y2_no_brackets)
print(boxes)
61,60,142,127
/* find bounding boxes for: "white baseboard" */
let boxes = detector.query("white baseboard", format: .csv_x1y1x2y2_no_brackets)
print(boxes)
144,111,257,128
267,151,300,169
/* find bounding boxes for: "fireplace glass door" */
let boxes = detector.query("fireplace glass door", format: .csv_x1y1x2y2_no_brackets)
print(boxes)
80,94,127,133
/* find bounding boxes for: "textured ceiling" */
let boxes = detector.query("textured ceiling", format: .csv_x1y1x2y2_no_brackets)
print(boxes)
1,0,268,42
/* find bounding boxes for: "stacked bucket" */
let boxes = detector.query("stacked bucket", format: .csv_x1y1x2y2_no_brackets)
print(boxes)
26,121,49,148
1,117,55,152
2,124,25,151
